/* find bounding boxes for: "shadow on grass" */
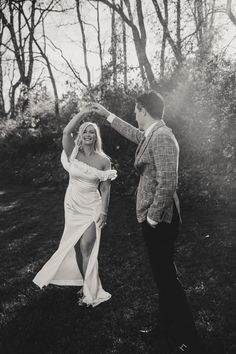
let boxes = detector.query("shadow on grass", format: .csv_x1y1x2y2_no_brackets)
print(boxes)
0,185,235,353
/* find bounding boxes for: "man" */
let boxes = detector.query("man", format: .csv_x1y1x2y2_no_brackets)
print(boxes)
91,91,200,353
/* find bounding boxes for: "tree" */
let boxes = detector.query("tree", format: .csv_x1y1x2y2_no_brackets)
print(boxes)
160,0,168,78
190,0,216,60
95,1,104,82
0,15,6,118
111,0,118,87
226,0,236,26
151,0,183,65
0,0,37,116
120,0,127,90
0,0,74,118
91,0,157,89
75,0,92,88
32,20,60,116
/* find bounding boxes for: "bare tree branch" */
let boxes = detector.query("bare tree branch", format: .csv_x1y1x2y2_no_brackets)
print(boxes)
45,37,87,87
226,0,236,26
91,0,156,88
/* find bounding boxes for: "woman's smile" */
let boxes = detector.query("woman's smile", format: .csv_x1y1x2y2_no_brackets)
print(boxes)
82,126,96,144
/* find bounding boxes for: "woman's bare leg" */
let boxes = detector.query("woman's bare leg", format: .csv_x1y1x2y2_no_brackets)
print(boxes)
74,222,96,278
74,241,83,277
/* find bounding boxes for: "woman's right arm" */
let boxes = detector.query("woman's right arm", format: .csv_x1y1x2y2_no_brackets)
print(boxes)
62,107,90,158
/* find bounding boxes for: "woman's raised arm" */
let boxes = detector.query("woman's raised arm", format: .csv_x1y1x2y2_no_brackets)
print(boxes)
62,106,91,158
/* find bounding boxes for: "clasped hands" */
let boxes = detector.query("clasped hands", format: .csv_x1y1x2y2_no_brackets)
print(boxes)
79,102,110,119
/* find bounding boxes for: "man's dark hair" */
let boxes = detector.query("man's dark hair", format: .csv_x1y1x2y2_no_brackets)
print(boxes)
136,91,165,119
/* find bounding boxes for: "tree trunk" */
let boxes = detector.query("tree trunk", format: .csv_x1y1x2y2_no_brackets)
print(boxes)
196,0,204,58
191,0,215,61
96,2,104,82
176,0,181,57
75,0,91,88
0,20,6,119
124,0,146,86
10,79,21,119
93,0,158,88
111,0,117,88
160,0,168,78
127,0,157,88
0,54,6,119
0,0,37,114
151,0,183,65
43,54,60,117
33,19,60,117
226,0,236,26
121,0,127,91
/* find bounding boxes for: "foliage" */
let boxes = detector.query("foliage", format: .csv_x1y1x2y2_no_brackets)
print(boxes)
159,57,236,201
0,57,235,204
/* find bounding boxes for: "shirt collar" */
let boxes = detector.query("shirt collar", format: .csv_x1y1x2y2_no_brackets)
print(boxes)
144,122,158,137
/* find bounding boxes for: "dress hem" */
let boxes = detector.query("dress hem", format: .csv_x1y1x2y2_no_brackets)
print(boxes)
83,293,112,307
50,279,83,286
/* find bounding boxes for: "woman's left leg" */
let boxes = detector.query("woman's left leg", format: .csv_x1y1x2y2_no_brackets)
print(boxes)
74,222,96,278
74,241,83,278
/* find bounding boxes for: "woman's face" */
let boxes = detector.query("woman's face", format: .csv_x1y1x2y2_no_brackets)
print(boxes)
81,125,97,146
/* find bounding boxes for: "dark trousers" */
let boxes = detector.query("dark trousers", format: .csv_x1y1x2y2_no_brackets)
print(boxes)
142,206,199,346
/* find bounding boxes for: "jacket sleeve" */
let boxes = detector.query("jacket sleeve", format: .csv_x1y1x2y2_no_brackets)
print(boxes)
147,133,178,222
111,116,143,144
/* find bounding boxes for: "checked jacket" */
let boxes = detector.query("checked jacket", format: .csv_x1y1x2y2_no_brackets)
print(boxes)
111,116,181,224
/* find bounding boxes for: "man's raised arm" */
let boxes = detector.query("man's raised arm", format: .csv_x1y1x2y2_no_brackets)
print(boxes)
91,103,143,145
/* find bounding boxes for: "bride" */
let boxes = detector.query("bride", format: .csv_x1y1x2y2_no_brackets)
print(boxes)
33,106,117,307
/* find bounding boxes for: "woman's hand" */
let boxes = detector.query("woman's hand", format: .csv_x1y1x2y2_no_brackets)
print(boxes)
90,103,110,118
75,103,94,117
96,212,108,228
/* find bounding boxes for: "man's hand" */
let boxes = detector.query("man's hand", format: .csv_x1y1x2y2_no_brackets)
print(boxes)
147,222,158,228
90,103,111,118
147,216,158,228
73,103,94,118
80,103,94,115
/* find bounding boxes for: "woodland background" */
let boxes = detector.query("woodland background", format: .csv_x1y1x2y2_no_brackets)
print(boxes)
0,1,235,353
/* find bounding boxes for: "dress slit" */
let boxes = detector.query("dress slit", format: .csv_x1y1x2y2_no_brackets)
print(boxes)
33,148,116,307
83,221,100,280
74,220,97,279
33,221,93,288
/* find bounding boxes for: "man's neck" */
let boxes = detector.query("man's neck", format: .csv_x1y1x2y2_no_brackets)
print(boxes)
143,118,159,133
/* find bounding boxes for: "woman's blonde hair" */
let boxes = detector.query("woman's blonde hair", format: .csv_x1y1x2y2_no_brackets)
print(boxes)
75,122,107,157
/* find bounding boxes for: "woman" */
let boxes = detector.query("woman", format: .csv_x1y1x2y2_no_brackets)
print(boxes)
33,106,117,307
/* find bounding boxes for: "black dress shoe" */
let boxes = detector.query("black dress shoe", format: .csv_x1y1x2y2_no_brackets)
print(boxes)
175,343,190,353
174,342,203,353
139,325,169,340
139,325,155,334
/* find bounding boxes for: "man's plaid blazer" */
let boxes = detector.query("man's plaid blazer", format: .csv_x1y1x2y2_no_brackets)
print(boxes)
111,116,181,224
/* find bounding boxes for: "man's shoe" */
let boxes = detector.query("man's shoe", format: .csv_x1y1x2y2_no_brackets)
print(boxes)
139,325,155,334
174,342,202,353
175,343,190,352
139,325,169,340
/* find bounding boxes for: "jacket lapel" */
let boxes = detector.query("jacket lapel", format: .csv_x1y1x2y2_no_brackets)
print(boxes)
135,134,145,159
135,120,165,163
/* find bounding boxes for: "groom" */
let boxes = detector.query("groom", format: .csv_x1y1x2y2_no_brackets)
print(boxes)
91,91,200,353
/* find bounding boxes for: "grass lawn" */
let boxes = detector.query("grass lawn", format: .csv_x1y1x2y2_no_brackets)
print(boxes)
0,185,235,354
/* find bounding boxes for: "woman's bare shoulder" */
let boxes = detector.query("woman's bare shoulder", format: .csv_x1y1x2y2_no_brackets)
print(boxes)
95,153,111,170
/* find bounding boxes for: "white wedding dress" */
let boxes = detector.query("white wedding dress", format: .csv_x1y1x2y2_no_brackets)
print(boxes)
33,146,117,307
